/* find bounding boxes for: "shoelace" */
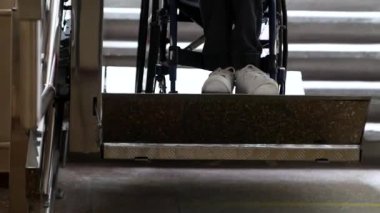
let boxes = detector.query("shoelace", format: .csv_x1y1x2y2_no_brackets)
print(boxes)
211,67,235,77
243,65,269,79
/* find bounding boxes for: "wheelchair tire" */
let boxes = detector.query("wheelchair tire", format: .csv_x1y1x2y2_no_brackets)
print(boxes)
145,0,161,93
281,0,288,69
277,0,288,94
136,0,150,93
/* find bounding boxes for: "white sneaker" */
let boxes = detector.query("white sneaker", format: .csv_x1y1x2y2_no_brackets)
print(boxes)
235,65,279,95
202,67,235,94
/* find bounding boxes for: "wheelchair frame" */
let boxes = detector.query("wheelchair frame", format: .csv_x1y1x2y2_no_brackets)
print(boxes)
136,0,288,94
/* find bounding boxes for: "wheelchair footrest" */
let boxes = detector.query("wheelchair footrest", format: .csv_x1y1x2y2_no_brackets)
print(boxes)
102,143,360,162
102,94,370,145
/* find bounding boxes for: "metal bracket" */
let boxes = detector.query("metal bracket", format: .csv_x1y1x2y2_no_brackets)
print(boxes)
93,98,103,147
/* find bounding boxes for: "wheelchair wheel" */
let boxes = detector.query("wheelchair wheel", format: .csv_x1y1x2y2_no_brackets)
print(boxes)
275,0,288,69
281,0,288,69
277,0,288,94
269,0,288,94
136,0,150,93
145,0,162,93
136,0,163,93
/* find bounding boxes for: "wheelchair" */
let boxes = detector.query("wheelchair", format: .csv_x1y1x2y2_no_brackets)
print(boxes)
136,0,288,94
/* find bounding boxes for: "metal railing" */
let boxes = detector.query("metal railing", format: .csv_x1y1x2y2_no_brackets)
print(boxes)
16,0,64,211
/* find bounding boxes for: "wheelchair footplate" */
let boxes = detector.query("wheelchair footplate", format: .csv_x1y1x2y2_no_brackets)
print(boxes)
102,94,370,162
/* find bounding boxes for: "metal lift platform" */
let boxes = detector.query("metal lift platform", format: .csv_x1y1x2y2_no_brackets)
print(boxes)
102,94,370,162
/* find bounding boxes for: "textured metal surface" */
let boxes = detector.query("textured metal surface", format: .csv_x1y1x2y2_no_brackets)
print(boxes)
103,143,360,162
25,168,41,203
102,94,369,145
304,92,379,123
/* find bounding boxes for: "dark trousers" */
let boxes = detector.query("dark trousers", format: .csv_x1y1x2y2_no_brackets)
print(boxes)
199,0,263,71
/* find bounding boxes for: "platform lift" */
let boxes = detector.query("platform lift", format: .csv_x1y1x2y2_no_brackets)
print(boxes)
2,0,372,212
102,0,369,162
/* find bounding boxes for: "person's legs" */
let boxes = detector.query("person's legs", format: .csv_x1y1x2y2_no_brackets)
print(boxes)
232,0,279,95
231,0,263,69
199,0,232,71
200,0,235,93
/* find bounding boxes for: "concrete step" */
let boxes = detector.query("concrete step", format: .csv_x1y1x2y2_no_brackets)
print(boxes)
288,44,380,81
103,8,203,42
104,0,380,11
103,8,380,43
103,42,380,81
288,11,380,43
286,0,380,12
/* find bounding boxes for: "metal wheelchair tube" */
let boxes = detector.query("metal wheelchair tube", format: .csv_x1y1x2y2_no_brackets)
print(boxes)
41,100,65,210
135,0,149,93
269,0,277,80
169,0,178,93
38,0,61,122
40,85,56,122
41,104,56,198
39,0,64,207
43,0,62,87
145,0,160,93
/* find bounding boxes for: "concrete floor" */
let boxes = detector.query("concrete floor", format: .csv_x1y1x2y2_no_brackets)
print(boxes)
51,162,380,213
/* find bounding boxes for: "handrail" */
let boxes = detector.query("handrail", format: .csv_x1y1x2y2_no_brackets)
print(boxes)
38,0,62,122
44,0,61,86
40,85,56,121
39,0,63,202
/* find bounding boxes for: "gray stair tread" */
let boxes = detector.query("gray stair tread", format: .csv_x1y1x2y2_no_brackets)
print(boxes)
102,94,369,145
361,124,380,163
104,9,380,23
103,9,380,43
103,42,380,59
104,0,380,11
102,42,380,81
286,0,380,12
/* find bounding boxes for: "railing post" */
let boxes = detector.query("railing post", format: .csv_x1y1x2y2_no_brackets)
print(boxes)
9,0,43,212
0,0,13,179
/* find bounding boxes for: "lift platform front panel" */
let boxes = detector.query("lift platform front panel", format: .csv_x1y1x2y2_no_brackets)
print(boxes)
103,94,369,145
